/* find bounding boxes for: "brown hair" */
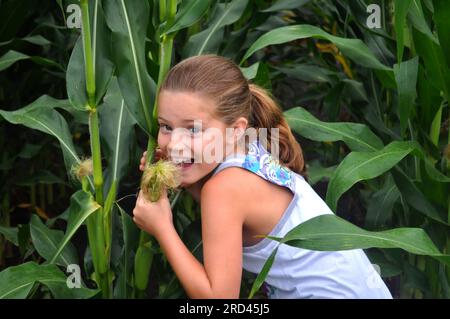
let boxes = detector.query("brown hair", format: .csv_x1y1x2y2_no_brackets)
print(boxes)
160,54,306,177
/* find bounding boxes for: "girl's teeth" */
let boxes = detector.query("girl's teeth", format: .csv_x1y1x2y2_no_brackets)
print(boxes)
172,158,194,164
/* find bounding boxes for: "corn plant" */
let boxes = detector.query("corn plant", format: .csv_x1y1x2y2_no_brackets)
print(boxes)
0,0,213,299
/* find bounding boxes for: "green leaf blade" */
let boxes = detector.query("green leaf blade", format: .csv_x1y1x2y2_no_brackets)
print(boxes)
326,141,418,212
284,107,384,152
241,25,392,72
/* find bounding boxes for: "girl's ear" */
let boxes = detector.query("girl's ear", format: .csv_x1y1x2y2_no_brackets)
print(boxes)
233,117,248,141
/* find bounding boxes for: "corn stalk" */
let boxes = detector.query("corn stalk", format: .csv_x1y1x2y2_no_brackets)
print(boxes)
80,0,110,298
133,0,178,298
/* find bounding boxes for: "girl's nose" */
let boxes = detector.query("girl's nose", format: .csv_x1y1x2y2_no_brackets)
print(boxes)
167,130,191,159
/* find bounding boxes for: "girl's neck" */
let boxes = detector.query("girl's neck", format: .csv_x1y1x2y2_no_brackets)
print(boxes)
184,168,216,203
185,141,250,202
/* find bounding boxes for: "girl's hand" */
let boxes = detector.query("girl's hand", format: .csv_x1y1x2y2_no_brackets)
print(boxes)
139,148,166,171
133,188,173,238
139,151,147,172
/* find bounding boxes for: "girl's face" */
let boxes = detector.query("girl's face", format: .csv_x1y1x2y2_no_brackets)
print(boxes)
157,91,246,188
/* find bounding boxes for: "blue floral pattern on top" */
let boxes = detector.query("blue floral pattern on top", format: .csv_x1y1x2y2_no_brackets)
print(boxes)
241,139,295,192
262,282,276,298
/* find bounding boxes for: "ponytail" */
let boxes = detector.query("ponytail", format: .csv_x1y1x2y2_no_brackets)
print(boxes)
248,83,306,177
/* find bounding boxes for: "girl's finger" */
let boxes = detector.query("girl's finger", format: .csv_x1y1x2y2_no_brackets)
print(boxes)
139,148,166,167
136,190,144,204
139,157,146,171
160,186,168,198
154,148,167,161
139,151,148,171
138,190,152,205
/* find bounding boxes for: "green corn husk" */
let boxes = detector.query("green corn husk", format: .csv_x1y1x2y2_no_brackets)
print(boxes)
140,159,182,202
134,240,154,294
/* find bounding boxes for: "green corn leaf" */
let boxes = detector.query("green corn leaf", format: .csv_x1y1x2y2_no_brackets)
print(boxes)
412,26,450,100
0,50,28,71
114,204,140,298
248,245,279,299
326,141,421,212
243,62,271,89
284,106,384,152
391,167,447,224
394,56,419,135
423,158,450,182
20,35,51,46
432,0,450,68
49,190,100,265
15,170,66,186
0,262,99,299
0,50,63,72
408,0,437,43
0,226,19,246
67,0,114,110
305,160,337,185
184,0,249,57
0,35,51,47
267,214,450,267
99,77,136,193
240,62,260,81
0,95,86,181
104,0,156,134
364,174,400,229
274,64,336,83
163,0,212,34
241,25,392,72
429,104,443,146
394,0,412,62
260,0,310,12
30,215,78,268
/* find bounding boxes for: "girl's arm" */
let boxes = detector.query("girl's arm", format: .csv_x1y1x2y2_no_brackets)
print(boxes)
133,175,245,298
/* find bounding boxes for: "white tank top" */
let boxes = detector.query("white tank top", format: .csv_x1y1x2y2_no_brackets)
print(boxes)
212,139,393,299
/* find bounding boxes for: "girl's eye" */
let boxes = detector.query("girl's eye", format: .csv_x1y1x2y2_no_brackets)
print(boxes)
189,126,201,134
160,124,172,133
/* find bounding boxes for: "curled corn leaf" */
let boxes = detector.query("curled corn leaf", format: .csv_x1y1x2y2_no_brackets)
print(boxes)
140,159,181,202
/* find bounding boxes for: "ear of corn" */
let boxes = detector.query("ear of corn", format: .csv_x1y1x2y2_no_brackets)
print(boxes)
134,158,181,297
140,160,182,202
133,240,154,296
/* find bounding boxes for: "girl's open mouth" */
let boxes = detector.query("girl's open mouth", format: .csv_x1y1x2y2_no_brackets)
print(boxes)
173,157,195,169
181,163,194,169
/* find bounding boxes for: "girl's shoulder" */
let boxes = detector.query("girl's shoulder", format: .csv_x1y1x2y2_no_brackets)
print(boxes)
201,139,299,221
202,165,265,204
199,167,255,230
211,139,297,193
202,164,278,216
203,160,296,247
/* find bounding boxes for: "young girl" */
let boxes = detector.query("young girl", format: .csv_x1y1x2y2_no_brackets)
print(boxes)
133,55,393,299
